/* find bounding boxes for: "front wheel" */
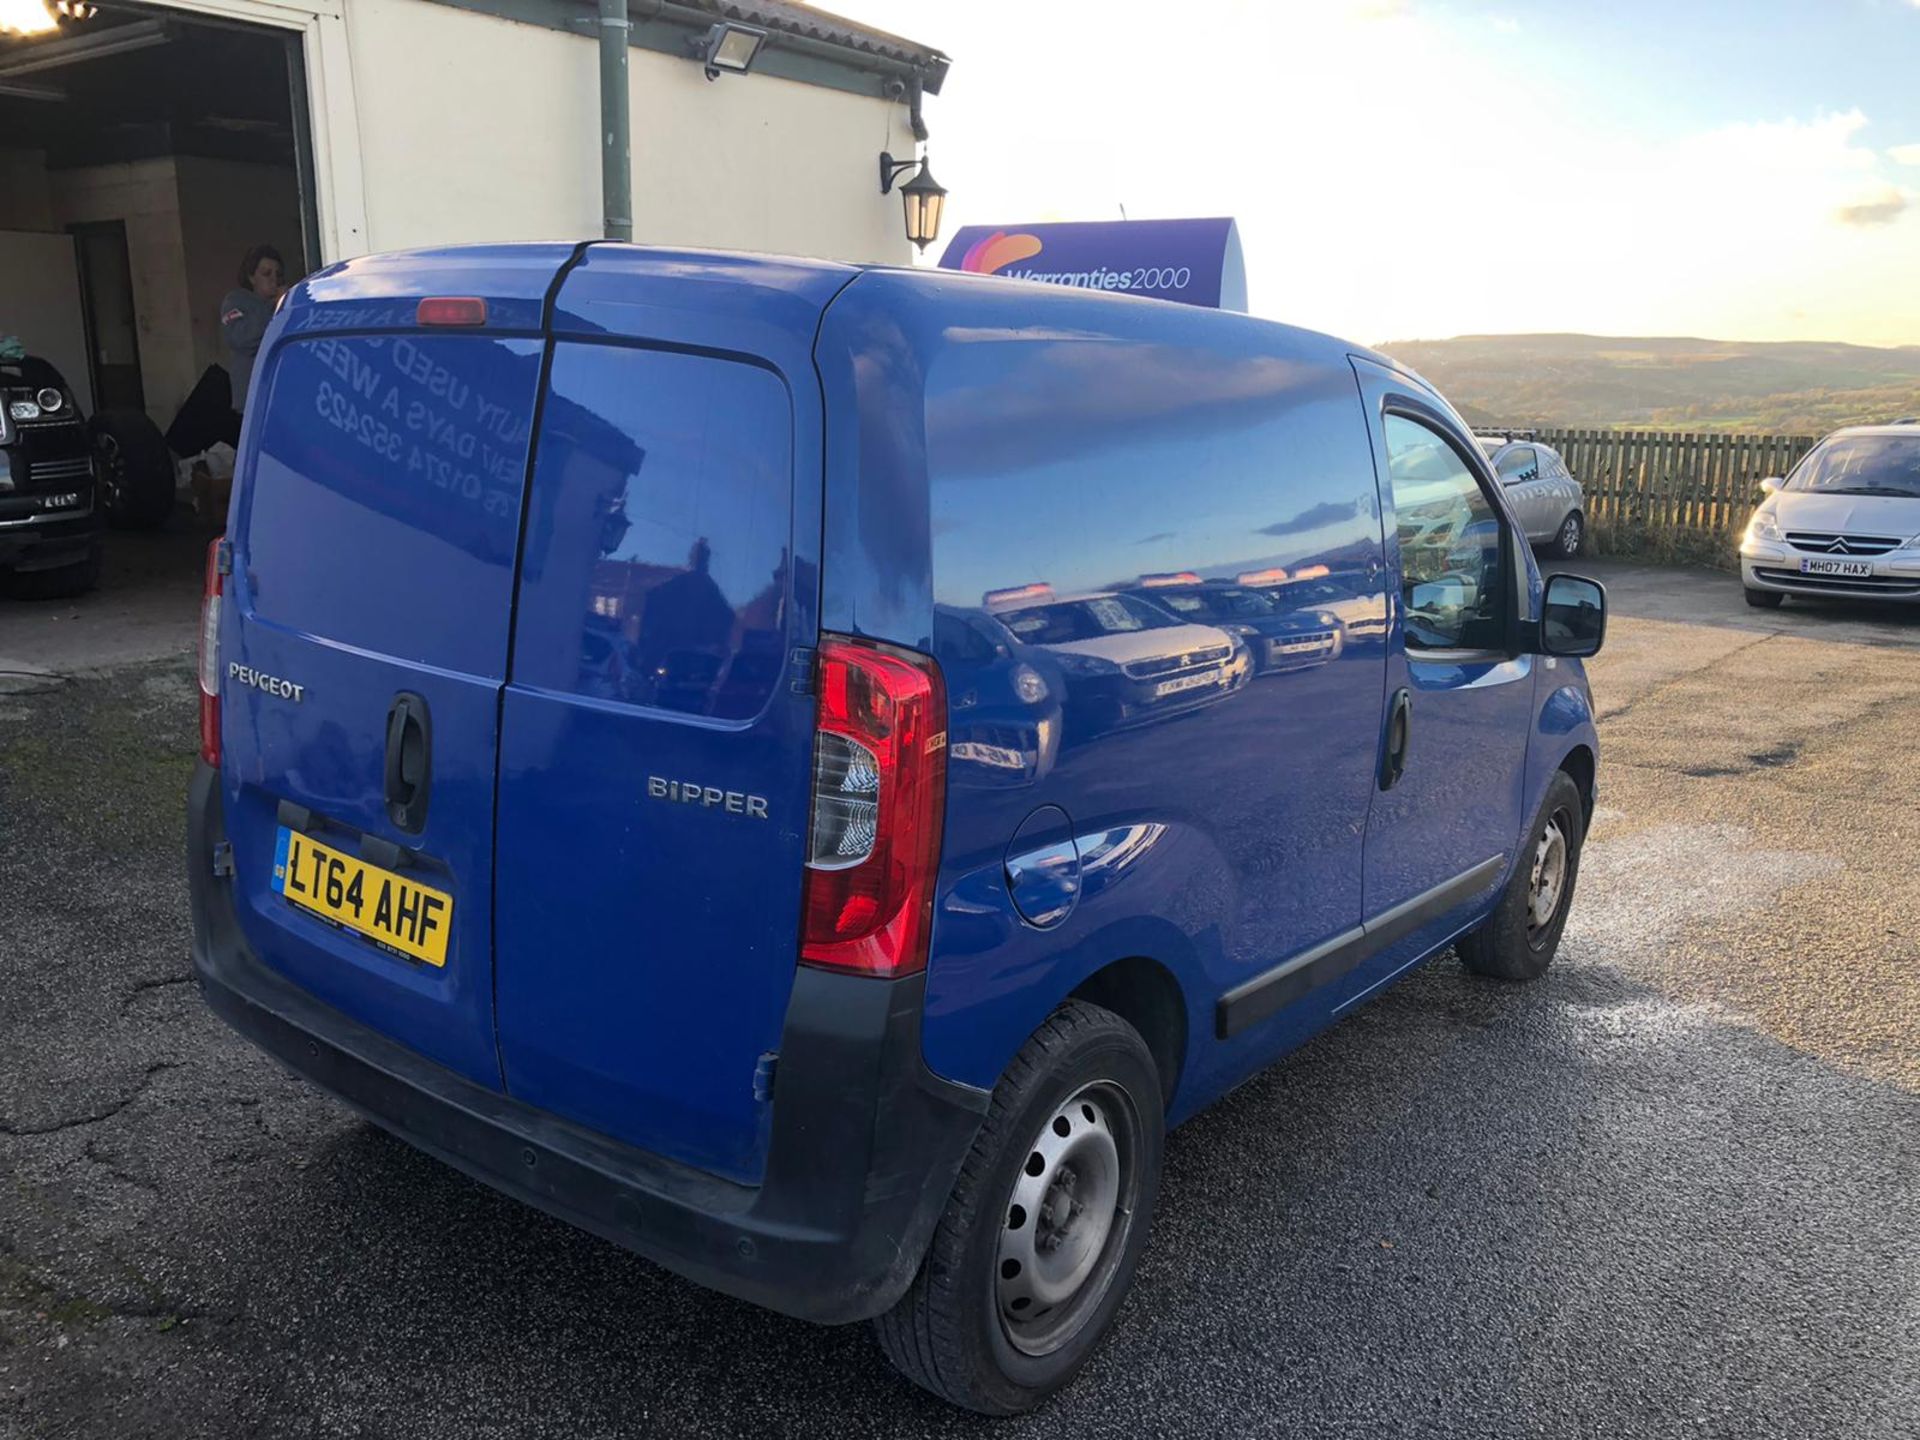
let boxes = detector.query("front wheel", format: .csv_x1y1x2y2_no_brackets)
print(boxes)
872,1001,1164,1415
90,409,174,530
1744,586,1784,609
1457,769,1586,982
1550,510,1584,559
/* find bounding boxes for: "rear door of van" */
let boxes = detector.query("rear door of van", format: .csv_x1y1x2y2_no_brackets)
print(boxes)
219,247,569,1089
491,250,853,1185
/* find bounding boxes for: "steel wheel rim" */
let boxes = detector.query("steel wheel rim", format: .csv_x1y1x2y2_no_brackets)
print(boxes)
1527,811,1570,938
994,1081,1140,1358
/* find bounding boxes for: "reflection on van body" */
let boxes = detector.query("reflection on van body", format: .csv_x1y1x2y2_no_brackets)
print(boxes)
1126,576,1343,675
934,605,1064,788
1239,567,1388,640
982,587,1248,743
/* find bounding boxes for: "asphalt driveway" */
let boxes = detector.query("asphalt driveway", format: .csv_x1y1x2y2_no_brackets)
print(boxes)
1,561,1916,1439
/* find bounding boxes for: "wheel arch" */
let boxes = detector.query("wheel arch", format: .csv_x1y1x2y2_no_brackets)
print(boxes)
1558,742,1597,824
1068,955,1189,1112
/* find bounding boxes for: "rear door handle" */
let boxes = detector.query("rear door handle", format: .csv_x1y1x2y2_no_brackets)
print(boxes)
384,692,432,834
1379,686,1412,791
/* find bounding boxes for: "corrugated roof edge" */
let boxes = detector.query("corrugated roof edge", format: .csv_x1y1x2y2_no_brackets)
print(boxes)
413,0,947,97
710,0,949,87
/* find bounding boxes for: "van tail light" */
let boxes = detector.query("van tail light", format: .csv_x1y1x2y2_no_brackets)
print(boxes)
198,537,223,766
800,636,948,977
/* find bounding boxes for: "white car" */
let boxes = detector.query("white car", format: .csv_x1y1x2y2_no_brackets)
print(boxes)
1739,423,1920,607
1477,435,1586,559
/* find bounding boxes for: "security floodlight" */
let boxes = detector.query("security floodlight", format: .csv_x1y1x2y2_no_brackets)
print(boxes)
697,22,765,80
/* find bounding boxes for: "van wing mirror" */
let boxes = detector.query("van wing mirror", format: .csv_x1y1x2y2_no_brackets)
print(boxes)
1532,573,1607,658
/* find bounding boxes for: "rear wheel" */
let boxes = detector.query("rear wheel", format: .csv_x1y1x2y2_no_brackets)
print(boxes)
1550,510,1584,559
91,409,174,530
1,540,102,600
872,1001,1163,1415
1458,769,1585,982
1744,586,1784,609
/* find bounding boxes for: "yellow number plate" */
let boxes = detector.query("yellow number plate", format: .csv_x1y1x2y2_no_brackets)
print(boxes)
272,826,453,967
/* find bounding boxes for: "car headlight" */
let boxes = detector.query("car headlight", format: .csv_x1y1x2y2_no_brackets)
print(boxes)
1011,663,1050,704
1053,652,1119,677
1745,509,1782,543
1898,533,1920,552
7,399,40,422
1315,612,1337,628
1222,623,1259,638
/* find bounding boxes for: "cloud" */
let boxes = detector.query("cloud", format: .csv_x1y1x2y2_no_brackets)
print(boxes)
1890,143,1920,166
1491,16,1521,33
1834,187,1911,227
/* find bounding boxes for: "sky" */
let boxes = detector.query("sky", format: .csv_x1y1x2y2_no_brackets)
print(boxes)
840,0,1920,347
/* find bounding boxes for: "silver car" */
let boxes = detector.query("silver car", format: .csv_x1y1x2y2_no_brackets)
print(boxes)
1739,423,1920,607
1477,434,1586,558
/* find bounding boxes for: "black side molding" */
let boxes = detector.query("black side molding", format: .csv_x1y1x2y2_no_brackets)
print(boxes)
1215,855,1504,1039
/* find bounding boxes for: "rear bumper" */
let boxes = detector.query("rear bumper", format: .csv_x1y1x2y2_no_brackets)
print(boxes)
187,761,989,1324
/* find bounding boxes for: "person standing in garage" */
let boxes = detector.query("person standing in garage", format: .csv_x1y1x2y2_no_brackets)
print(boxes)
220,244,285,416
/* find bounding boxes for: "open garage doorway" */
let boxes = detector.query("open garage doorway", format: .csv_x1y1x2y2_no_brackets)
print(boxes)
0,0,318,656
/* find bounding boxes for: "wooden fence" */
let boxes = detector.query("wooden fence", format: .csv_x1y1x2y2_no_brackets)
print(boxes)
1500,428,1816,539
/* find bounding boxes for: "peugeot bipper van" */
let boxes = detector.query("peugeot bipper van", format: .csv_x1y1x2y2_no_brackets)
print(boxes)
188,245,1607,1415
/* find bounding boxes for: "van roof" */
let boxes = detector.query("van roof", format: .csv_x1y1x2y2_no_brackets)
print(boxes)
298,242,1407,381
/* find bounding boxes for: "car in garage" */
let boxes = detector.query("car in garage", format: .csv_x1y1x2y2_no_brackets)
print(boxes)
1738,422,1920,606
1477,433,1585,558
0,352,103,598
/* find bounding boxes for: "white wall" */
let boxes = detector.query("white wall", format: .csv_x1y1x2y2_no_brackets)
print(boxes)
0,230,93,413
47,159,198,424
342,0,915,264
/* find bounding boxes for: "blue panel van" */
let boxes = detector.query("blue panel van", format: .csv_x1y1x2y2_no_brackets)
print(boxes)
187,244,1606,1414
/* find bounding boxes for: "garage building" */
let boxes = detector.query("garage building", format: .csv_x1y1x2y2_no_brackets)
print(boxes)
0,0,948,438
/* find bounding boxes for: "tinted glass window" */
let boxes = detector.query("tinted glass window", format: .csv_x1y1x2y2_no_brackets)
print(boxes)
1385,413,1507,652
1787,434,1920,497
245,334,542,677
512,344,792,719
1495,445,1536,480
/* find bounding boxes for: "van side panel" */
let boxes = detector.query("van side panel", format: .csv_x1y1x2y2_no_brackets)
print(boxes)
817,273,1392,1118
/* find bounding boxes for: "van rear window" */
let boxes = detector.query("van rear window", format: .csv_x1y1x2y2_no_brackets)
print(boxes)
243,334,543,677
510,344,793,721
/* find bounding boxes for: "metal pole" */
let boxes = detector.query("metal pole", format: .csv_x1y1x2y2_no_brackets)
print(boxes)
598,0,632,241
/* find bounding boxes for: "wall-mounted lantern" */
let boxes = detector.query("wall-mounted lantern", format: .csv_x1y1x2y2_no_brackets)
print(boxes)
879,151,948,252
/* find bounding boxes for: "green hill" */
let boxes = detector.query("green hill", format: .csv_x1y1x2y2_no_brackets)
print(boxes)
1377,333,1920,433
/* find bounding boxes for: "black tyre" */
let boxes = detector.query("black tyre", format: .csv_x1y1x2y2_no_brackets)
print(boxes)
1744,586,1784,609
2,541,102,601
872,1000,1164,1415
1458,769,1585,982
1550,510,1584,560
90,408,174,530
